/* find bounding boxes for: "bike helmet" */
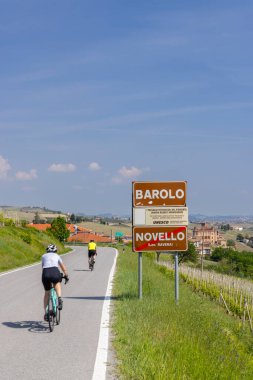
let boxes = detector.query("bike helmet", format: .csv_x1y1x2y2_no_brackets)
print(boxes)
46,244,57,253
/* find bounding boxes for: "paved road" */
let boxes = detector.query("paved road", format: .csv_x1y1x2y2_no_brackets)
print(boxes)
0,246,117,380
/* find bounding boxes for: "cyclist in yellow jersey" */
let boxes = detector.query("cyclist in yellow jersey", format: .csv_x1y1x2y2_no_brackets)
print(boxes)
88,239,97,266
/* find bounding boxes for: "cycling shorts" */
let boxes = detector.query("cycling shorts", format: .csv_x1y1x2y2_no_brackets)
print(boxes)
42,267,62,291
88,250,96,258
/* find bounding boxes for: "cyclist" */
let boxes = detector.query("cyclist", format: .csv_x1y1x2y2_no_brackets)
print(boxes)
42,244,69,321
88,239,97,267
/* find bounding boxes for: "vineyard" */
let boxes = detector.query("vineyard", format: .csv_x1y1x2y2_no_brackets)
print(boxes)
161,261,253,331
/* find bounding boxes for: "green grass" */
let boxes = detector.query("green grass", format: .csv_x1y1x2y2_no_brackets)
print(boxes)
0,226,69,272
112,246,253,379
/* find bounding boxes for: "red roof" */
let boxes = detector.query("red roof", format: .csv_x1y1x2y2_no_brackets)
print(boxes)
68,232,112,243
66,224,91,233
28,223,112,243
27,223,51,231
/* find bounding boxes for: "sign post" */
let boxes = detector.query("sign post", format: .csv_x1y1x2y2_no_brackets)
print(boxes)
132,181,188,304
138,252,142,299
174,252,179,305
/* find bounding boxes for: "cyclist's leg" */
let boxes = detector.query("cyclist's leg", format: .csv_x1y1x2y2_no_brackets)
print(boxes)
44,290,50,313
42,269,51,315
53,268,63,309
54,282,61,298
88,250,92,265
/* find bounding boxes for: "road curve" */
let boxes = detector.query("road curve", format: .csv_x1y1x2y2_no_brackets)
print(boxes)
0,246,117,380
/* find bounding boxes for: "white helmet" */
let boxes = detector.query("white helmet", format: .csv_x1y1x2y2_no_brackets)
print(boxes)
46,244,57,253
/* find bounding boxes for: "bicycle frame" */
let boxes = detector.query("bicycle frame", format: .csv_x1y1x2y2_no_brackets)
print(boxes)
45,274,68,332
50,287,58,314
46,285,59,332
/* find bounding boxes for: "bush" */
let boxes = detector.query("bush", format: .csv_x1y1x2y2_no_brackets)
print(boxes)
21,233,32,244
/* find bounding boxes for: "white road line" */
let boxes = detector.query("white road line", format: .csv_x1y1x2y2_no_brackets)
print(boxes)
0,249,76,277
92,248,118,380
0,262,41,276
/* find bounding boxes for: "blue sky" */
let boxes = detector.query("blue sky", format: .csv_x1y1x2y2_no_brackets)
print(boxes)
0,0,253,216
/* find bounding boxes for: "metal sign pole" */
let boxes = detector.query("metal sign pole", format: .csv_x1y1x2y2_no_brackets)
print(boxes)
138,252,142,299
175,252,179,304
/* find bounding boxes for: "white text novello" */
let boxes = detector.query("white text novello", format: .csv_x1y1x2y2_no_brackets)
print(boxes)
135,188,184,200
136,232,185,242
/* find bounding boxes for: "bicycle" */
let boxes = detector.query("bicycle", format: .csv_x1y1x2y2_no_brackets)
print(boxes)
46,274,69,332
89,255,95,271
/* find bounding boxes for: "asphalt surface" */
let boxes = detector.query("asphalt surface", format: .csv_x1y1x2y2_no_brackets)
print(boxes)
0,246,117,380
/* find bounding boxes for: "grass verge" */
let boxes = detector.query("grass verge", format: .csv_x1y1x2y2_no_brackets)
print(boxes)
112,247,253,379
0,226,69,272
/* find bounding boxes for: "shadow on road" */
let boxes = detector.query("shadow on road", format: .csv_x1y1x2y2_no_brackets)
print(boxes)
73,269,90,272
2,321,49,333
64,292,138,301
64,296,111,301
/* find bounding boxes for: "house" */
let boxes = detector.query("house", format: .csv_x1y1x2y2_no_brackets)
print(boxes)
190,222,227,255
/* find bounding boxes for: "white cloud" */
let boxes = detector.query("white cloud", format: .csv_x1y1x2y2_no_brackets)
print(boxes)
16,169,37,181
112,166,143,184
88,162,101,171
48,163,76,172
0,155,11,179
119,166,142,178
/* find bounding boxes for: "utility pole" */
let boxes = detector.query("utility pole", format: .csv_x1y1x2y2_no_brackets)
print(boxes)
201,226,204,276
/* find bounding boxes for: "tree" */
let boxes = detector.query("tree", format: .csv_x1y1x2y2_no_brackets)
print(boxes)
70,213,76,223
221,224,231,231
178,242,198,264
33,212,41,224
49,217,70,242
227,239,235,247
236,233,244,242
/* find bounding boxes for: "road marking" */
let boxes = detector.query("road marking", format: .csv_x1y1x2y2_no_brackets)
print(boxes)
92,248,118,380
0,249,75,277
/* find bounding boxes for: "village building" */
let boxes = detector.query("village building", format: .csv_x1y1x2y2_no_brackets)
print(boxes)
189,222,227,255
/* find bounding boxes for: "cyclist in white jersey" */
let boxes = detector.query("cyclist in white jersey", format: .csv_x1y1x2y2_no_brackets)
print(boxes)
42,244,69,321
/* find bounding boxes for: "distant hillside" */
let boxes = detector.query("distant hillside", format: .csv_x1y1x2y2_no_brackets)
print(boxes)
0,206,68,223
190,214,253,223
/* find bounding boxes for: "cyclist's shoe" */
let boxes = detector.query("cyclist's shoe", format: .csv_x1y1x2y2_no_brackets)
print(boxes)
44,314,49,322
58,297,63,310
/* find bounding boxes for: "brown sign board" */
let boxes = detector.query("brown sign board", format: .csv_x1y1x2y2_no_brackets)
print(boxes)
132,226,188,252
132,181,187,207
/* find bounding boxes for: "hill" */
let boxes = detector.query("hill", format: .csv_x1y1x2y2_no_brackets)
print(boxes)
0,225,68,272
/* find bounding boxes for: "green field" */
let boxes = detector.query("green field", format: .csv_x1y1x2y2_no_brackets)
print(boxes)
222,227,253,252
79,221,132,237
112,246,253,379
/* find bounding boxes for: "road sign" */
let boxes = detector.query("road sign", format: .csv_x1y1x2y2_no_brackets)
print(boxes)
133,207,188,226
115,231,124,238
132,226,188,252
132,181,187,207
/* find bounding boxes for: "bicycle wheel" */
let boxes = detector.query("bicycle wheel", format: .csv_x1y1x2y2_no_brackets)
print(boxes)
90,257,94,271
48,296,55,332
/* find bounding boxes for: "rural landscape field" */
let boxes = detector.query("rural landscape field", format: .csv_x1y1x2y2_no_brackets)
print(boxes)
1,205,253,378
